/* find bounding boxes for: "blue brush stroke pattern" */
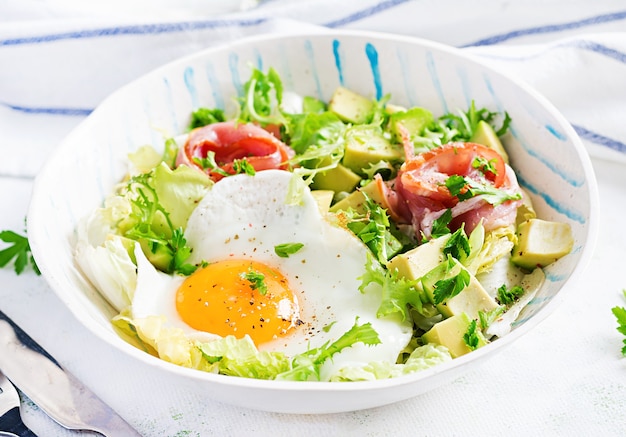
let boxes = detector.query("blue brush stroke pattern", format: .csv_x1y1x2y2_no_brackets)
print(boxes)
183,66,199,109
204,61,224,110
332,39,345,86
395,48,417,107
228,52,243,97
365,43,382,100
546,124,567,141
304,40,323,100
516,171,586,224
0,18,268,46
463,10,626,47
162,77,179,134
425,52,448,114
482,75,584,187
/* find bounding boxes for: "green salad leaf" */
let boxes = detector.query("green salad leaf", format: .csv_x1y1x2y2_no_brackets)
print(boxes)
0,229,40,275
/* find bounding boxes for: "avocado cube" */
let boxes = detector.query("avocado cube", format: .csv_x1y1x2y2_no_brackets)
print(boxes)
388,107,434,140
511,219,574,270
329,179,386,214
311,163,362,194
422,313,487,358
470,120,509,163
386,234,450,281
328,86,375,124
342,125,404,175
421,259,499,320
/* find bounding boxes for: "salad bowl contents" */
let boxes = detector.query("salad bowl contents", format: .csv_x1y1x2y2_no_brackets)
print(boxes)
27,31,597,413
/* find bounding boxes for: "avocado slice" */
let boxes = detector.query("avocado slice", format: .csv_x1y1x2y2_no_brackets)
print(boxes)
470,120,509,163
310,163,362,194
422,312,487,358
329,179,386,214
511,219,574,270
328,86,375,124
387,234,450,281
388,107,434,141
342,125,403,175
421,258,500,320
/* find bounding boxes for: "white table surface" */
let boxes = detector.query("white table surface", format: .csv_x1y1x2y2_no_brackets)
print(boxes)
2,1,626,436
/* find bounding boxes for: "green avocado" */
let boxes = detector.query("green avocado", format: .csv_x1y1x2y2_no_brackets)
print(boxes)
328,86,375,124
388,107,434,141
310,163,362,194
329,179,386,214
470,120,509,163
422,312,487,358
511,219,574,269
341,125,404,175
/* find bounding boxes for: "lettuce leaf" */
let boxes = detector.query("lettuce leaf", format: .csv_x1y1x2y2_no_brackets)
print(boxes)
329,343,452,381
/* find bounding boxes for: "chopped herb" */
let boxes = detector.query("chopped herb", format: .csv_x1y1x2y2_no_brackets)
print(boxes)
429,209,453,240
192,151,229,176
497,284,525,305
612,290,626,356
463,319,480,350
478,306,505,329
241,269,268,295
445,174,522,206
0,229,40,275
232,158,256,176
432,257,470,305
274,243,304,258
443,227,471,261
472,156,498,176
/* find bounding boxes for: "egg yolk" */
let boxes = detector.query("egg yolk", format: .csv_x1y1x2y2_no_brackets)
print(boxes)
175,259,300,346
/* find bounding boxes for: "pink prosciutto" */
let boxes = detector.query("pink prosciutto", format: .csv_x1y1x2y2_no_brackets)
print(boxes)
391,142,522,238
177,121,294,181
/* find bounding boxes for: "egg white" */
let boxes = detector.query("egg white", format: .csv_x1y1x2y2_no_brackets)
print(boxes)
181,169,413,378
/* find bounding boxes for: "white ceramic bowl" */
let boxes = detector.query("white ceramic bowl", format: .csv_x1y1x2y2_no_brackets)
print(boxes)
28,30,599,414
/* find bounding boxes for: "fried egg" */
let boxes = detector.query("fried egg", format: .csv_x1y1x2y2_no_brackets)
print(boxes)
131,169,412,379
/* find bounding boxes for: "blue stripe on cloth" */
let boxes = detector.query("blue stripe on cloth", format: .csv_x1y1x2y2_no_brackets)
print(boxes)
462,10,626,47
0,18,268,46
474,38,626,65
0,101,92,116
572,124,626,154
324,0,410,28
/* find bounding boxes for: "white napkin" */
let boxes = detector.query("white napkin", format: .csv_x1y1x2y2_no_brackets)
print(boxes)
1,1,625,178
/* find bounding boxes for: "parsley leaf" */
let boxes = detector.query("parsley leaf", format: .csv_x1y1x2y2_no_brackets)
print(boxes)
478,306,505,329
241,269,268,295
463,319,480,350
274,243,304,258
497,284,525,305
429,209,453,240
472,156,498,176
0,230,40,275
232,158,256,176
445,175,522,206
443,227,471,261
192,151,229,176
612,296,626,356
432,257,470,305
